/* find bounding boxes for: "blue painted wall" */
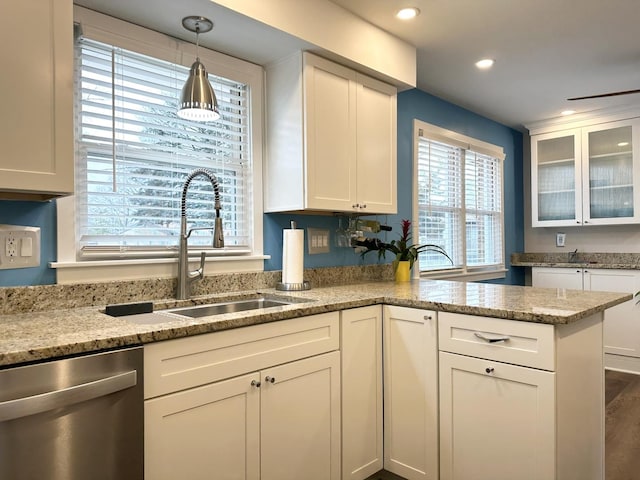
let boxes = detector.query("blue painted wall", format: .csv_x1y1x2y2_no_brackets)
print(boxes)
266,90,525,285
0,200,57,286
0,88,524,287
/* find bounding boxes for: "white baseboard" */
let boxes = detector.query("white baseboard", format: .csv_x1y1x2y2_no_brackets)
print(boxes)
605,353,640,375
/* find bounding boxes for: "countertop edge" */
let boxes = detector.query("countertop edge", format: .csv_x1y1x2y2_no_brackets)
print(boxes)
0,281,632,367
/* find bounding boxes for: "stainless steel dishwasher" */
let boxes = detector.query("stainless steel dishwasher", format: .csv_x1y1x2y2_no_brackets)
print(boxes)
0,346,143,480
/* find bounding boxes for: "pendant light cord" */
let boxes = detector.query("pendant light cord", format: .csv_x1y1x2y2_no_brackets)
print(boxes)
195,24,200,60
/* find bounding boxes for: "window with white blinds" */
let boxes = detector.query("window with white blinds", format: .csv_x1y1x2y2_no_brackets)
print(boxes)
415,121,505,276
75,36,254,258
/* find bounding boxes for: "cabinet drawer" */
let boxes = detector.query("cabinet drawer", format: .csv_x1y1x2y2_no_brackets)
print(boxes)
438,312,555,371
144,312,339,399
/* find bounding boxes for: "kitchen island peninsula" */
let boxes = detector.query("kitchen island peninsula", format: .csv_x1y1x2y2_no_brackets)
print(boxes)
0,279,630,480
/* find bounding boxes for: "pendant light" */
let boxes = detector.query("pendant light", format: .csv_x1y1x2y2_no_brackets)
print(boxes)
177,16,220,122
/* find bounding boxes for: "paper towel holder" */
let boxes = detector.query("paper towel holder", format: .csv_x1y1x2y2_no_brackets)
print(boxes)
277,220,311,291
276,280,311,291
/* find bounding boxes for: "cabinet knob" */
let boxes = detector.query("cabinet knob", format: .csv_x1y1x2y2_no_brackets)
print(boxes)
361,204,367,209
424,315,433,321
485,367,494,374
265,376,276,384
352,204,359,209
251,380,261,388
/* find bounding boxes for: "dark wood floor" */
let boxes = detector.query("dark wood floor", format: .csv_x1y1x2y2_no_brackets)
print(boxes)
367,369,640,480
605,369,640,480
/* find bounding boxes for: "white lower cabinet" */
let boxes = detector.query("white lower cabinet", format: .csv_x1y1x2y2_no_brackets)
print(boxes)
533,266,640,372
341,306,383,480
383,305,439,480
145,372,261,480
439,352,555,480
144,313,341,480
439,311,605,480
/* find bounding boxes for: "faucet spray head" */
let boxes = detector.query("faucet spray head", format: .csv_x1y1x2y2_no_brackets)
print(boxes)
213,215,224,248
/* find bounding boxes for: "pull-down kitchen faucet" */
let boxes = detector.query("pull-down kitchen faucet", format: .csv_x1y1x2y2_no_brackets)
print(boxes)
176,168,224,300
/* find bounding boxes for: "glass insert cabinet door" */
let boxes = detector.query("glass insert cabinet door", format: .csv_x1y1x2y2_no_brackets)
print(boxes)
532,129,581,225
583,122,636,223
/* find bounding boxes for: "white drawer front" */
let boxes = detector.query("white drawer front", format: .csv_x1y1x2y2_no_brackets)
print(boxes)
144,312,340,399
438,312,555,371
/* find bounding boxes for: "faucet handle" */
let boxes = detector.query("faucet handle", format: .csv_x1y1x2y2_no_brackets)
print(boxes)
198,251,206,277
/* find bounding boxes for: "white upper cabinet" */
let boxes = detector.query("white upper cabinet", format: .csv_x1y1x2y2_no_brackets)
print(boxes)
531,117,640,226
0,0,74,200
265,52,397,214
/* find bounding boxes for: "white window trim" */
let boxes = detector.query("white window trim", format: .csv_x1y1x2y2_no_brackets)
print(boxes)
53,7,267,284
412,119,506,281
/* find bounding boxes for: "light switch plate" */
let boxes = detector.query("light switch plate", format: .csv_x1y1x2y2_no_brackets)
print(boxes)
0,225,41,269
307,228,330,254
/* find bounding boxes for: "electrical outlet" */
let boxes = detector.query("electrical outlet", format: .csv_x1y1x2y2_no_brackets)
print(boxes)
0,225,41,270
5,236,17,257
556,232,566,248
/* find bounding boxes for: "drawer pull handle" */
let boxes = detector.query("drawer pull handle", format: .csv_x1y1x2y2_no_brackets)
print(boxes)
251,380,261,388
474,332,510,344
265,376,276,384
485,367,495,374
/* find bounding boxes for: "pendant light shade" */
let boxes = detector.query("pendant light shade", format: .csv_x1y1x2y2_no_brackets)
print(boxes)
177,16,220,122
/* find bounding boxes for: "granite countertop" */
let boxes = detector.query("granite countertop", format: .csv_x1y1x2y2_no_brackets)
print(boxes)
511,252,640,269
0,279,630,368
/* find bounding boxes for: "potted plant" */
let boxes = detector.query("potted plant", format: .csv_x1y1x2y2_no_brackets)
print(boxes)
363,219,452,281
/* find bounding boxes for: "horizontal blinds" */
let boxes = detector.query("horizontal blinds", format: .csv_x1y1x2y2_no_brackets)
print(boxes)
76,38,251,254
465,151,503,267
416,130,504,273
416,137,464,270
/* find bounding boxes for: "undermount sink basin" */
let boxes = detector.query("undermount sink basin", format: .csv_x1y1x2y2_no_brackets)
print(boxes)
111,294,312,325
164,296,302,318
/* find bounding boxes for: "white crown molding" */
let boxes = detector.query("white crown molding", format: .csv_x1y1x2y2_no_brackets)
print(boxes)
526,103,640,135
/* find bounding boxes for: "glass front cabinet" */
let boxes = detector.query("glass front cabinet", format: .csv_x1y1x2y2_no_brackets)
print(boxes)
531,119,640,227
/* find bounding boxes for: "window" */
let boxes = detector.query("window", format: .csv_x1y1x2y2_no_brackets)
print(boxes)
55,7,264,282
414,121,505,279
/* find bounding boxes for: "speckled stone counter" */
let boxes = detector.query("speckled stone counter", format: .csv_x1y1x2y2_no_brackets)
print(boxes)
511,252,640,269
0,279,630,367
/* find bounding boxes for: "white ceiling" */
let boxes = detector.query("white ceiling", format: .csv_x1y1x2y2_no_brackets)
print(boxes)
75,0,640,130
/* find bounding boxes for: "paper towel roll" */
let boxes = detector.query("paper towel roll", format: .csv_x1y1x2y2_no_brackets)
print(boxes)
282,229,304,284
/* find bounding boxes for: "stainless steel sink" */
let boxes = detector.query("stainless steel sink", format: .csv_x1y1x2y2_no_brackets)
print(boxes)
164,296,300,318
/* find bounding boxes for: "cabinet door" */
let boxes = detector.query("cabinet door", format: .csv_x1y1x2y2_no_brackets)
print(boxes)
145,372,260,480
383,306,438,480
341,306,383,480
303,54,358,211
439,352,555,480
584,268,640,357
531,129,582,226
582,119,640,225
0,0,74,199
531,266,584,289
261,351,341,480
355,74,397,214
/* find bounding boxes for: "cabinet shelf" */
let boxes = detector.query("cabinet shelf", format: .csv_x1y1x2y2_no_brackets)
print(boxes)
590,184,633,191
539,189,575,195
589,150,632,160
538,158,575,166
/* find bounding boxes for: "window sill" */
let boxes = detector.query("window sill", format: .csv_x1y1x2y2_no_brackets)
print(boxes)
420,268,507,282
50,255,270,285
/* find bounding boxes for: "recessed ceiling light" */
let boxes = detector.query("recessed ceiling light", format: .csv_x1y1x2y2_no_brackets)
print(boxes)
561,110,576,116
396,7,420,20
475,58,495,70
